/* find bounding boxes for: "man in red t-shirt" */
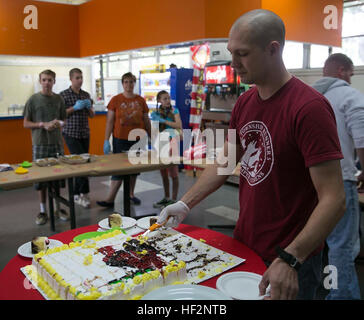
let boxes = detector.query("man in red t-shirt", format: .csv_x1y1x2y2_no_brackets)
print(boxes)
157,9,345,300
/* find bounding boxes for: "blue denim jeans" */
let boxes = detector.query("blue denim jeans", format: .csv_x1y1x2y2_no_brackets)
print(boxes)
326,180,361,300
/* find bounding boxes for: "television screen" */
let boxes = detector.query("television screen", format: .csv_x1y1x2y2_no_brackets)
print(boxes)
205,65,235,84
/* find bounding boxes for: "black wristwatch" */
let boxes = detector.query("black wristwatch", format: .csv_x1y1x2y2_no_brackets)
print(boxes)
275,246,302,271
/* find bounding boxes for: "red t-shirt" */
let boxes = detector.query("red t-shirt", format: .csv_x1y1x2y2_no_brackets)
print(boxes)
229,77,343,262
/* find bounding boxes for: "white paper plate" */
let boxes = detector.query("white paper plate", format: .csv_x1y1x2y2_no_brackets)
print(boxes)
98,216,136,230
17,239,63,259
136,216,158,229
216,271,266,300
142,284,232,300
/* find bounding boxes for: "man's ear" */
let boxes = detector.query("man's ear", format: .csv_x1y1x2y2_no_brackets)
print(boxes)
337,66,346,77
269,41,281,56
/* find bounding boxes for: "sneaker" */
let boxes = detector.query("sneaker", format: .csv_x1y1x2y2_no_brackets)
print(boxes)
74,195,82,206
35,212,48,225
96,201,114,208
153,198,170,208
130,196,141,205
80,194,91,208
165,199,177,207
161,199,177,208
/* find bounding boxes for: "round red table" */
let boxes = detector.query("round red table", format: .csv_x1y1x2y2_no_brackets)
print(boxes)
0,224,266,300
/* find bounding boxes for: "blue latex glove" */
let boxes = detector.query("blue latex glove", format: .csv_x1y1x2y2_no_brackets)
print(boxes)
150,111,157,119
103,140,111,154
150,111,165,123
74,100,86,111
83,99,92,109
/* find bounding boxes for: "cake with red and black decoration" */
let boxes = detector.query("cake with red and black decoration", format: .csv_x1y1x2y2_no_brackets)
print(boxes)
24,229,244,300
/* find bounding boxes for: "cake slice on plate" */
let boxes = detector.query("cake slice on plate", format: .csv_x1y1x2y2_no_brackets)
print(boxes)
31,236,50,254
108,213,122,228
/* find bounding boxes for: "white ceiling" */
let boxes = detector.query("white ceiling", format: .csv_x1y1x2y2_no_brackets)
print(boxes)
33,0,91,5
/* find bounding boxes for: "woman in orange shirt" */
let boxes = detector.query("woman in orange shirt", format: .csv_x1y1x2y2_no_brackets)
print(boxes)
97,72,151,208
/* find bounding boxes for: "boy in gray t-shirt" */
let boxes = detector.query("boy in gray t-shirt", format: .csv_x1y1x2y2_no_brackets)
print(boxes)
23,69,67,225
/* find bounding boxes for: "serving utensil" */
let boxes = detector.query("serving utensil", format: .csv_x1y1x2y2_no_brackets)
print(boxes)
141,216,171,237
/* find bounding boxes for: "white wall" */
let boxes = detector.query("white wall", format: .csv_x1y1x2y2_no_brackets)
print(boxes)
0,55,93,115
291,66,364,94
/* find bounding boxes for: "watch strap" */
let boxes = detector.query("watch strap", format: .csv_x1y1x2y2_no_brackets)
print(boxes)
275,246,302,271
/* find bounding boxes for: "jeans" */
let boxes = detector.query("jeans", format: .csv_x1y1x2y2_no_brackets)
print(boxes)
264,251,323,300
325,180,361,300
63,134,90,195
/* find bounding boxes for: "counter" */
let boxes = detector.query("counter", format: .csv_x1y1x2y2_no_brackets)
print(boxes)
0,110,107,120
0,112,107,164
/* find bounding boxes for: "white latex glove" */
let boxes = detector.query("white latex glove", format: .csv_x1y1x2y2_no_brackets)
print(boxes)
157,200,190,228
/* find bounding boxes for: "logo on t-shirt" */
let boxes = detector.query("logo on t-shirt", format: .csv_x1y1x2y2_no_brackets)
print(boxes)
239,121,274,186
119,101,142,126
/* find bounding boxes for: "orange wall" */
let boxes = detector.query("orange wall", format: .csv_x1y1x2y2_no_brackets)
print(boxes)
88,113,106,156
204,0,261,39
0,114,106,164
79,0,342,57
0,0,343,57
0,119,33,163
203,0,342,47
78,0,206,57
0,0,79,57
262,0,343,47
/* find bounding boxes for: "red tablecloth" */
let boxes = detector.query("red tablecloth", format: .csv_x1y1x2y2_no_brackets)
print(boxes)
0,224,266,300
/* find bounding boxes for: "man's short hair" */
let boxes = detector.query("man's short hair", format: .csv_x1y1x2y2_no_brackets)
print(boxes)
121,72,136,83
325,53,354,71
69,68,82,79
39,69,56,80
235,9,286,51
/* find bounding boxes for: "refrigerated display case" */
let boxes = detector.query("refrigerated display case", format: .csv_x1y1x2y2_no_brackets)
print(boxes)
139,68,193,130
140,67,193,159
139,71,171,109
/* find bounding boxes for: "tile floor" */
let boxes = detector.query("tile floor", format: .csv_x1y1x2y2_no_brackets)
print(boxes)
0,169,363,299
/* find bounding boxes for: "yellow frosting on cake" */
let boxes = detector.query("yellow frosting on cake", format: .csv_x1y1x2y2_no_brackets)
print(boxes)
83,254,93,265
142,272,152,283
133,275,142,285
24,265,61,300
150,270,160,279
60,244,69,250
116,282,125,291
123,287,131,295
